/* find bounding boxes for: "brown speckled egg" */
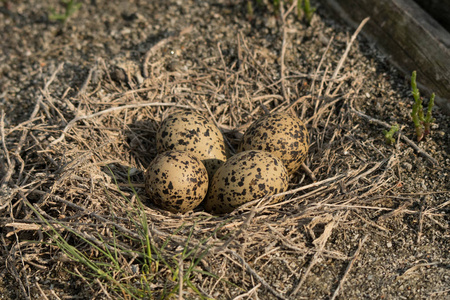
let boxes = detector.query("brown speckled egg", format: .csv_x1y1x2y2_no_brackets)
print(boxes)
205,150,289,214
156,110,227,179
145,150,209,213
238,112,309,175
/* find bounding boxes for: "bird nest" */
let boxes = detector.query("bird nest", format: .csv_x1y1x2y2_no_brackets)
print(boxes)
1,20,440,299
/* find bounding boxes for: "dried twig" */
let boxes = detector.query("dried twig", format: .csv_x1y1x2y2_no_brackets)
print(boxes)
227,249,288,300
378,200,414,220
300,162,316,182
75,59,100,98
49,102,195,146
0,97,41,188
2,234,30,299
35,281,50,300
280,13,289,105
325,17,370,95
44,62,64,92
330,235,368,300
397,262,441,279
233,283,261,300
417,196,426,244
0,111,12,177
291,213,342,296
217,42,230,96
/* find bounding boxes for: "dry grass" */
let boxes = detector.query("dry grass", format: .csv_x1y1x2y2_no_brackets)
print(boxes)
0,14,446,300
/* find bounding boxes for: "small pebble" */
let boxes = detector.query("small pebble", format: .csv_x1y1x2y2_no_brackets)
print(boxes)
402,162,413,172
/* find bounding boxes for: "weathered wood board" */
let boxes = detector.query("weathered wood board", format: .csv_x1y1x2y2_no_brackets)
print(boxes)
323,0,450,115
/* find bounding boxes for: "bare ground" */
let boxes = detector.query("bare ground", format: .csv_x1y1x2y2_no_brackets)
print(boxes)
0,0,449,299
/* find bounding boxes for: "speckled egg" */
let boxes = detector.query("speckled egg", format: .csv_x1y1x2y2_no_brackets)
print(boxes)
204,150,289,214
238,112,309,175
156,110,228,179
145,150,209,213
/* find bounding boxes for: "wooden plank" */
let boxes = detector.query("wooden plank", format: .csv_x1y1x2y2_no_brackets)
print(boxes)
323,0,450,115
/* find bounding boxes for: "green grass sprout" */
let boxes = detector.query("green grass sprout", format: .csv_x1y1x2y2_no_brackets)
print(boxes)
382,124,399,145
24,200,137,298
410,71,435,141
49,0,82,23
298,0,316,24
247,1,254,20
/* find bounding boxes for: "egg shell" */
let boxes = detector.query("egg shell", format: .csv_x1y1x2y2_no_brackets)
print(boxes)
238,112,309,175
145,150,209,213
205,150,289,214
156,110,227,179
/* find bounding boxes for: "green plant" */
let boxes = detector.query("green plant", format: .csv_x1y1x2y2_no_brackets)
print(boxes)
382,124,399,145
298,0,316,24
410,71,435,141
49,0,82,23
247,1,254,19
